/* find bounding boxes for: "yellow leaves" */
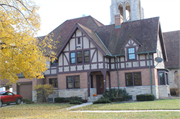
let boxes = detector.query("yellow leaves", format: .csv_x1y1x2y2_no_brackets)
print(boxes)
0,0,56,83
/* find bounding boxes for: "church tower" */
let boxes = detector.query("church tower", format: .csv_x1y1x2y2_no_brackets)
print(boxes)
110,0,144,25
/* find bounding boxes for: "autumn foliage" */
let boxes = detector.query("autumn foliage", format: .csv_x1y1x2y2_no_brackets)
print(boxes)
34,84,55,102
0,0,57,83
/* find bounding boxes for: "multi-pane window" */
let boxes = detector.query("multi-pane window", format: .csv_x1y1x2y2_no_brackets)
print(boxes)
49,78,58,88
84,51,90,63
67,76,80,89
128,48,135,60
77,51,82,63
70,52,75,64
125,72,141,86
70,50,89,64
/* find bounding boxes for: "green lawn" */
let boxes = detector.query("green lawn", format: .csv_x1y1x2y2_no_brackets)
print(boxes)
0,103,74,119
73,99,180,110
0,100,180,119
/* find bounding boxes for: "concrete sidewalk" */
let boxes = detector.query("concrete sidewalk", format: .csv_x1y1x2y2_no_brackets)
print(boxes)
66,102,93,110
72,110,180,113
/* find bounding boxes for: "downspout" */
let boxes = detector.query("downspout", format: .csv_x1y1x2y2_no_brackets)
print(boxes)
148,53,153,94
115,56,120,90
106,54,122,90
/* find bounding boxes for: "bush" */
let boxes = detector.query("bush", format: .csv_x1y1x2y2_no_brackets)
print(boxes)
70,100,82,104
102,88,129,102
170,88,179,96
69,96,82,102
22,99,33,104
93,98,111,104
34,84,55,103
136,94,155,101
54,97,65,103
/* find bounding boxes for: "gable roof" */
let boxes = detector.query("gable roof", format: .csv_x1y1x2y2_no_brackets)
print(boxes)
38,16,167,59
56,23,111,57
37,16,104,54
96,17,160,55
163,30,180,69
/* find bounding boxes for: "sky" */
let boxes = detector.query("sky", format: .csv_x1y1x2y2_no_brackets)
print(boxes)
35,0,180,37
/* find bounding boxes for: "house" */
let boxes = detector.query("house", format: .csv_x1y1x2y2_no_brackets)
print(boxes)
163,31,180,90
1,0,179,101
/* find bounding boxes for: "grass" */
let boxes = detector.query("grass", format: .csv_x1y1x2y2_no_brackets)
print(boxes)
73,99,180,110
0,103,74,119
0,99,180,119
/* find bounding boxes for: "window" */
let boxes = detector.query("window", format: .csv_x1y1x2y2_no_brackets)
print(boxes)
51,60,58,66
128,47,135,60
70,52,75,64
77,51,82,63
78,37,80,44
158,72,167,85
67,76,80,89
84,51,90,63
49,78,58,88
125,72,141,86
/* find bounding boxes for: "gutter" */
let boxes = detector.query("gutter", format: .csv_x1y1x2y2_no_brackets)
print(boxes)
106,54,121,89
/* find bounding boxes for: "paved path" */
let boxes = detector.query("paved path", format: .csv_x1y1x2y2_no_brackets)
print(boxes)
72,110,180,113
66,102,93,110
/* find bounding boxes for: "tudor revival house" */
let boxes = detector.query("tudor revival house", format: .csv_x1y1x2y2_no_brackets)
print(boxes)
1,0,179,101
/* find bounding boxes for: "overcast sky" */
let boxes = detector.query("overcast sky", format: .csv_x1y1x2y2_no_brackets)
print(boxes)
35,0,180,37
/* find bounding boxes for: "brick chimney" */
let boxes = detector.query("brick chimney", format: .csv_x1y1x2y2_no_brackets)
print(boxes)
114,14,123,26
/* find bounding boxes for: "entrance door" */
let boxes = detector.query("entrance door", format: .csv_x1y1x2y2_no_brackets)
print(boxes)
96,75,104,94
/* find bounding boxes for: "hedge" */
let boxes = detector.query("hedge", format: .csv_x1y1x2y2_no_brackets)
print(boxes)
136,94,155,101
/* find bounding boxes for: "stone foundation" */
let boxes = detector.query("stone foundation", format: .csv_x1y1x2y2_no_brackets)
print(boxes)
112,85,170,100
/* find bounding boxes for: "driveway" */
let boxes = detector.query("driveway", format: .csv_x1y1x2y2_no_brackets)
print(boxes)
1,103,16,108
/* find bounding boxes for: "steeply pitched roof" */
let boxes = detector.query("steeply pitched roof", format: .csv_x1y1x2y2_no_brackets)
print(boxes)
163,30,180,69
77,23,111,55
95,17,160,55
39,16,165,58
37,16,104,54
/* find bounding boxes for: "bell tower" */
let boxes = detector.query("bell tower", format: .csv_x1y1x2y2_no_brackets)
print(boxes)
110,0,144,25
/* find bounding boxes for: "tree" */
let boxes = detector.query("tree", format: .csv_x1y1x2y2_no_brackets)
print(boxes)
34,84,55,102
0,0,56,83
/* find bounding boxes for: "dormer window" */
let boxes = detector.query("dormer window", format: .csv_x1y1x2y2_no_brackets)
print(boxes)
128,47,135,60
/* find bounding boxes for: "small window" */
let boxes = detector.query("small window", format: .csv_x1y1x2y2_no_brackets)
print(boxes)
125,72,141,86
128,48,135,60
70,52,76,64
51,60,58,66
77,51,82,63
49,78,58,88
78,37,81,44
67,76,80,89
84,51,90,63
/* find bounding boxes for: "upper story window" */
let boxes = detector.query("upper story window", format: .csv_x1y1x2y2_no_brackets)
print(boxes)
70,50,90,64
84,51,90,63
77,51,82,63
70,52,76,64
128,47,135,60
51,60,58,66
78,37,81,44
